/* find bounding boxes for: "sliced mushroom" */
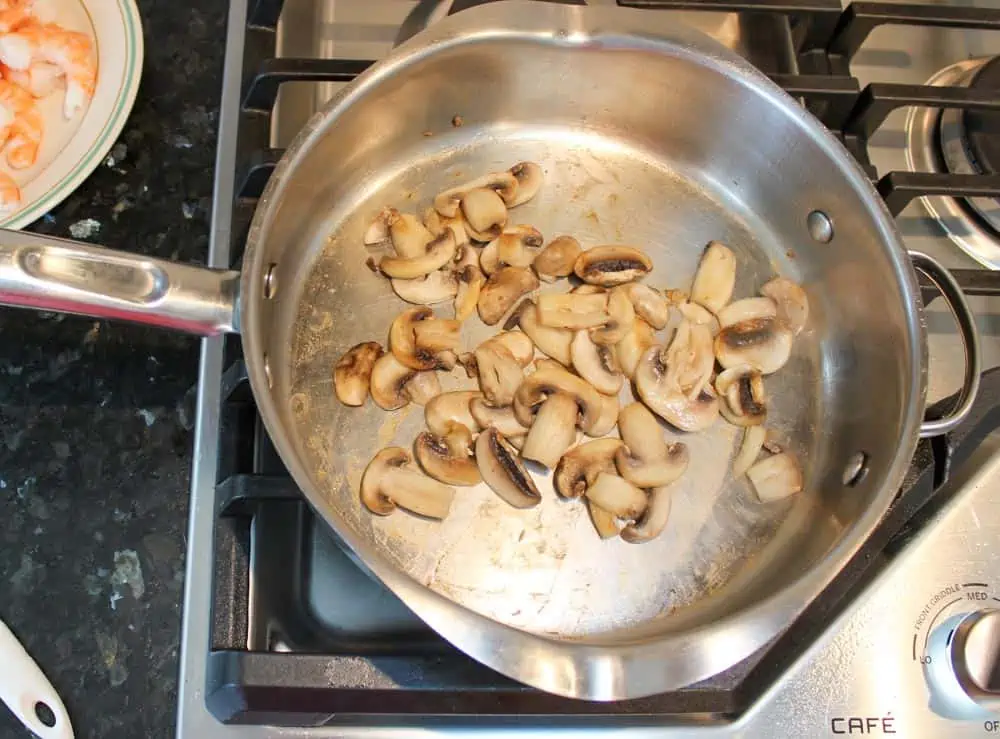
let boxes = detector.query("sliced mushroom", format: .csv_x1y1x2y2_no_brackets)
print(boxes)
514,299,573,366
761,276,809,335
474,342,523,405
617,317,656,379
334,341,383,406
387,211,435,258
616,442,688,489
507,161,543,207
717,297,777,329
553,438,622,499
484,225,544,273
391,270,458,305
414,425,481,486
364,207,394,246
475,428,541,508
521,393,580,469
513,364,603,432
635,346,719,431
469,397,527,436
746,452,803,503
536,292,610,330
663,288,689,306
574,245,653,286
616,402,667,459
389,307,459,371
586,391,619,438
461,188,508,242
590,287,635,346
664,320,715,397
572,284,607,295
434,172,519,218
571,330,623,395
588,499,620,540
506,433,527,451
678,301,719,332
690,241,736,314
423,206,468,245
370,352,416,410
361,447,455,519
624,283,669,330
715,317,793,374
533,235,581,282
733,425,766,478
453,245,485,321
620,485,672,543
478,266,539,325
380,228,458,279
403,371,441,406
425,390,482,437
715,365,767,426
585,472,647,521
484,331,534,367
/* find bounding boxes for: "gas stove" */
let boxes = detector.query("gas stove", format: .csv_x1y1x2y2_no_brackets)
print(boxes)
176,0,1000,736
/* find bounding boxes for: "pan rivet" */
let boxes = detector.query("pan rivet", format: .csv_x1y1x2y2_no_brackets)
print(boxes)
263,354,273,389
807,210,834,243
842,452,869,487
263,263,278,299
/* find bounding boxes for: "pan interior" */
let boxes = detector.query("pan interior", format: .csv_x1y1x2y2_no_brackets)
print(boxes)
258,32,917,645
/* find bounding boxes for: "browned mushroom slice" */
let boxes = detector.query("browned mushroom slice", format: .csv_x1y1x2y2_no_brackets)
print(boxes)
425,391,482,437
507,161,543,207
715,317,793,375
461,188,508,242
570,330,623,395
590,287,635,346
574,246,652,286
478,266,539,325
423,206,468,245
389,307,460,371
364,207,394,246
717,297,777,329
536,292,610,330
690,241,736,314
620,485,672,543
369,353,416,410
403,371,441,406
617,317,656,379
513,298,573,366
483,331,534,367
584,472,647,521
624,283,669,330
678,301,719,333
469,397,528,437
481,225,544,274
635,346,719,431
434,172,519,218
473,341,523,406
414,424,481,486
552,438,622,499
532,235,581,282
391,270,458,305
453,245,485,321
585,391,619,438
614,402,690,488
521,393,579,469
379,228,458,279
475,428,541,508
361,447,455,519
588,499,620,539
733,425,766,477
334,341,383,407
715,365,767,426
746,452,803,502
513,365,603,432
760,276,809,335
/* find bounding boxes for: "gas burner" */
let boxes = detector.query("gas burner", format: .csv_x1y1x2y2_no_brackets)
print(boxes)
906,57,1000,268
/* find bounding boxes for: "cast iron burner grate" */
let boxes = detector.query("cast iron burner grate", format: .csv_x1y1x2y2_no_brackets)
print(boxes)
204,0,1000,725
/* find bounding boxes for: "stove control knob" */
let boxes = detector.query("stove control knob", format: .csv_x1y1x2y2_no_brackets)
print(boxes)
926,610,1000,717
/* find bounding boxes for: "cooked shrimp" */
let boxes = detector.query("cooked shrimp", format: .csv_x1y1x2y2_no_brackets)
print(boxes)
0,169,21,214
0,78,41,167
4,60,62,97
0,20,95,118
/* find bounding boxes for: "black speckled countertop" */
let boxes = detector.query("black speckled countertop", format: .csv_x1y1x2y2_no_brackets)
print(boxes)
0,0,227,736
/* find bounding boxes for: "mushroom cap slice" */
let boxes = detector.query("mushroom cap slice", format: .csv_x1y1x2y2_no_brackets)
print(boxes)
536,292,611,330
390,307,443,371
434,172,519,218
617,402,668,461
690,241,736,314
621,485,672,543
403,371,441,406
588,499,620,539
616,442,689,489
574,245,653,286
414,426,481,486
635,346,719,431
585,472,647,521
617,317,656,379
334,341,383,406
553,438,623,499
733,425,766,478
625,283,669,330
453,245,485,321
478,266,539,325
364,207,394,246
469,397,527,436
586,391,619,438
361,447,455,519
507,161,543,207
717,297,777,329
424,390,482,437
761,276,809,335
591,287,635,346
571,329,624,395
380,228,458,279
461,187,508,242
480,225,544,275
391,270,458,305
484,330,534,367
678,301,719,333
747,452,803,502
533,235,581,282
475,428,541,508
513,365,603,432
370,352,416,410
387,211,434,258
715,365,767,426
715,317,793,374
514,299,572,366
474,342,523,406
521,393,580,469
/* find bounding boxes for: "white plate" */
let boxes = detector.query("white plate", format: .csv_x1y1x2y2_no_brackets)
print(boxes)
1,0,143,229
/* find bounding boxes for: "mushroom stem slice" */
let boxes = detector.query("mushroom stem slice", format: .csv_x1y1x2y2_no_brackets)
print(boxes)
475,428,541,508
621,485,672,543
536,292,611,330
747,452,803,502
678,301,719,333
474,342,523,406
413,319,461,353
380,228,458,279
514,299,573,365
533,235,582,282
717,297,777,329
461,188,508,242
617,317,656,379
574,246,653,286
588,499,620,539
391,271,458,305
586,391,619,438
478,266,539,326
733,425,766,478
414,428,481,486
507,161,543,207
616,442,689,488
388,211,434,258
370,353,416,410
454,246,486,321
590,287,635,346
690,241,736,313
361,447,455,519
571,330,624,395
521,393,579,469
635,346,719,431
514,365,603,432
715,365,767,426
497,225,544,268
715,317,793,375
625,283,670,330
425,390,482,437
761,277,809,334
553,438,622,499
334,341,384,406
389,307,447,371
585,472,647,521
469,398,527,436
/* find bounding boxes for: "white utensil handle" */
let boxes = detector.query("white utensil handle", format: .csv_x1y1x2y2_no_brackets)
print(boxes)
0,619,73,739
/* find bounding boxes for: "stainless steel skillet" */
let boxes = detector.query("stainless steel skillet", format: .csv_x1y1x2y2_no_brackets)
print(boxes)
0,1,980,701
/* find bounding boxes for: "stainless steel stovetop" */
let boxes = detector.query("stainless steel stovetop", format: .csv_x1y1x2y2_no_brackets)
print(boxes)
177,0,1000,735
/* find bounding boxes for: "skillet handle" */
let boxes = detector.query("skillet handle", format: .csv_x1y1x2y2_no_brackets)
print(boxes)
0,229,240,335
910,251,981,438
